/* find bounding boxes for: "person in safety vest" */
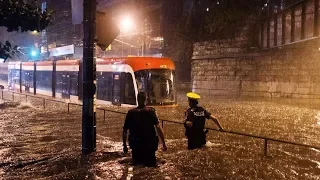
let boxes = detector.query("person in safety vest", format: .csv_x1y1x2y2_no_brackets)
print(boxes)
184,92,223,150
123,92,167,167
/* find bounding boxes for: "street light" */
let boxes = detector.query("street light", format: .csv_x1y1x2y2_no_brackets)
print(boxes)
119,15,135,32
31,50,37,57
118,15,136,56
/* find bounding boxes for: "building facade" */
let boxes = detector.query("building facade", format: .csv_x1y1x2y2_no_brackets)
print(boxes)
38,0,163,59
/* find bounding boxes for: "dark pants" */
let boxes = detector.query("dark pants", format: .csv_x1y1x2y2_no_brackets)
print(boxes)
186,130,206,150
132,148,156,167
129,137,158,167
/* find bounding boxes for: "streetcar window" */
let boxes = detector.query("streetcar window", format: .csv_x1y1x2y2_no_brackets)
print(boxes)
0,65,8,82
70,72,78,96
134,69,176,105
97,72,113,101
9,69,20,91
55,71,63,93
22,70,34,88
123,73,136,105
112,73,121,105
37,71,52,92
56,71,78,96
8,69,14,90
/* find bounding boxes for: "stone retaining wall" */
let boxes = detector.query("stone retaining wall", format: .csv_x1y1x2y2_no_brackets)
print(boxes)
192,39,320,99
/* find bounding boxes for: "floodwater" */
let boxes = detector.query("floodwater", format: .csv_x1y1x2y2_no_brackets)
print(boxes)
0,93,320,179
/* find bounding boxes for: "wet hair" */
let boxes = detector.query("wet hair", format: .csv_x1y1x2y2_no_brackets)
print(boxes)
137,92,147,105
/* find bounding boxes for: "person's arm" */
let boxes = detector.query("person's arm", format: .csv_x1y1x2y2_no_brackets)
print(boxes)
122,111,131,153
155,124,167,151
122,128,128,153
204,108,223,131
209,115,223,131
185,109,193,127
151,108,167,151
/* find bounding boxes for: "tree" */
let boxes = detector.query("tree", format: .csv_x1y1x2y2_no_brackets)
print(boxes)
162,0,266,82
163,0,301,82
0,0,52,61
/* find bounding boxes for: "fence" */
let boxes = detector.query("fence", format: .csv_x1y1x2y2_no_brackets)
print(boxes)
260,0,319,49
1,90,320,156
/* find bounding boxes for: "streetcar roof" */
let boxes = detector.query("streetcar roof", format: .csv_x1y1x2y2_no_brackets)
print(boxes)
97,57,175,72
37,61,53,66
56,59,80,66
22,62,35,66
8,61,21,65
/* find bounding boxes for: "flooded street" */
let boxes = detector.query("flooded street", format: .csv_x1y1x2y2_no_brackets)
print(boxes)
1,93,320,179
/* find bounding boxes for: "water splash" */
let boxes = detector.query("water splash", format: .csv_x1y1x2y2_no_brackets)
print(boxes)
310,160,320,169
310,148,320,153
126,166,134,180
315,112,320,125
18,102,35,109
94,160,125,179
206,141,222,148
97,134,123,152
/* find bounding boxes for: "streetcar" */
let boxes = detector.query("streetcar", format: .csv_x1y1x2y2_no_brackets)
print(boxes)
0,62,8,89
8,57,176,106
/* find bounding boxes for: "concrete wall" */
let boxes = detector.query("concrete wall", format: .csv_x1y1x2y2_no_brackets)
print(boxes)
192,39,320,99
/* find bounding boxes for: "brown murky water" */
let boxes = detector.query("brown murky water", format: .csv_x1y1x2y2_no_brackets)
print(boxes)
1,93,320,179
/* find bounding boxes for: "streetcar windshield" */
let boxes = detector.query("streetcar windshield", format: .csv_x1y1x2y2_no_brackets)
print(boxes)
135,69,176,105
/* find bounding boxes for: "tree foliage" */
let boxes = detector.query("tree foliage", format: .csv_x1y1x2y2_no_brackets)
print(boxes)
204,0,262,40
0,0,52,61
163,0,266,81
163,0,301,82
0,41,17,61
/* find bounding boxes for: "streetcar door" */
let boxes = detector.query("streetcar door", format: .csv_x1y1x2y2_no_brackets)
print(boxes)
62,73,70,99
25,72,31,93
112,73,121,105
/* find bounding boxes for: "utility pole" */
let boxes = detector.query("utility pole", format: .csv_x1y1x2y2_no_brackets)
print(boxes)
82,0,96,154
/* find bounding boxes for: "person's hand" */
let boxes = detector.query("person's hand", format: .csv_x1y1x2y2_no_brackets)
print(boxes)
162,144,167,151
186,121,193,127
123,145,128,153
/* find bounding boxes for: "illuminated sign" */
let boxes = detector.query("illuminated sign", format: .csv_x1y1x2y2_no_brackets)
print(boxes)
49,45,75,57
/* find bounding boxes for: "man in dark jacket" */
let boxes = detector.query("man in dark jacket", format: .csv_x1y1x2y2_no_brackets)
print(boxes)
123,92,167,167
184,92,223,150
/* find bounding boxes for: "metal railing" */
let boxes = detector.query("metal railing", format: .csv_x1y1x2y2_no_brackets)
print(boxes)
1,89,320,156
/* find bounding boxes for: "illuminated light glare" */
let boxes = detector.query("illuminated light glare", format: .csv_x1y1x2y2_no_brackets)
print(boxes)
120,16,135,32
217,1,220,5
31,30,38,35
153,37,164,41
206,8,209,12
31,50,37,57
111,64,117,70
